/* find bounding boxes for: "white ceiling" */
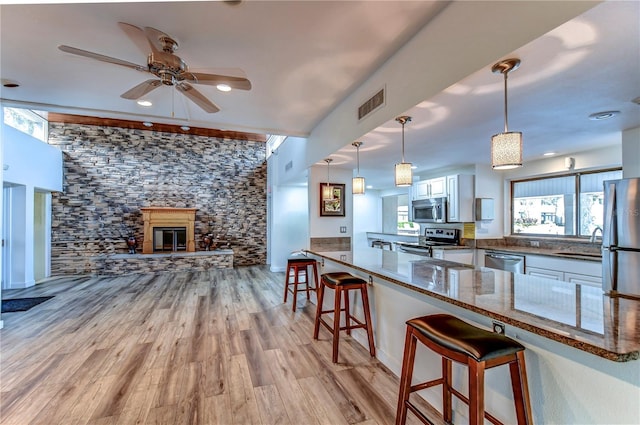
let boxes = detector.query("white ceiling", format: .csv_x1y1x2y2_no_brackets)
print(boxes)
1,1,639,190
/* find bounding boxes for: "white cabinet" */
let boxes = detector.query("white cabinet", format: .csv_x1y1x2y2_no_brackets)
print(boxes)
526,267,564,280
413,177,447,200
564,272,602,287
446,174,474,222
432,248,474,265
525,254,602,285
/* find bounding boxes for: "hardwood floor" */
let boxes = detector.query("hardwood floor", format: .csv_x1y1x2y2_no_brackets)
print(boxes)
0,266,442,425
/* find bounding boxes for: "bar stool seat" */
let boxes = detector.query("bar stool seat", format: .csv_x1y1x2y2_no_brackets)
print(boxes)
396,314,533,425
284,254,319,312
313,272,376,363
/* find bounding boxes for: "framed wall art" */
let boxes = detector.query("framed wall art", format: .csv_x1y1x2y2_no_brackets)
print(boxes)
319,183,345,217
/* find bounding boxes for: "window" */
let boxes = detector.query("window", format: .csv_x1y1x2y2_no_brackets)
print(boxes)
397,194,419,235
512,169,622,237
3,107,48,142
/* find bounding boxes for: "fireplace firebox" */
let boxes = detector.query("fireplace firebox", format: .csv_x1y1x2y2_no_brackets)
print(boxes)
153,227,187,252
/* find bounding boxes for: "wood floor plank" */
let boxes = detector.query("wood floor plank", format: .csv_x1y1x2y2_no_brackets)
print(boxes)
0,266,442,425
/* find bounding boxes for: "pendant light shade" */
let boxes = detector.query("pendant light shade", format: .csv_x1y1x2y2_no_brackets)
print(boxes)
395,116,413,187
491,58,523,170
322,158,334,200
352,141,365,195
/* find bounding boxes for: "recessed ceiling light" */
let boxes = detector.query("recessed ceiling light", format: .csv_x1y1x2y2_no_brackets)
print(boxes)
142,121,153,127
366,185,373,189
180,126,190,131
216,84,232,92
543,152,556,156
588,110,620,121
2,80,19,88
411,165,418,170
137,100,152,107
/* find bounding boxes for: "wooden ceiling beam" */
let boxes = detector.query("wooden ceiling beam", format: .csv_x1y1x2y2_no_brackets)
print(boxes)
47,113,268,142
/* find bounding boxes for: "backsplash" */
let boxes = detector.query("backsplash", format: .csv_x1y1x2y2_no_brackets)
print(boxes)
47,123,267,274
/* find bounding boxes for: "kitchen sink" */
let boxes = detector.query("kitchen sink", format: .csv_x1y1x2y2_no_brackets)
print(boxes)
553,251,602,258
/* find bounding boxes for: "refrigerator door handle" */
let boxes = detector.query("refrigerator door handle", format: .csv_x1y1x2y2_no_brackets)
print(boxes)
603,182,617,248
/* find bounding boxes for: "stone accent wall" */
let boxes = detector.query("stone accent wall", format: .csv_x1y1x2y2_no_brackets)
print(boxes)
48,123,266,274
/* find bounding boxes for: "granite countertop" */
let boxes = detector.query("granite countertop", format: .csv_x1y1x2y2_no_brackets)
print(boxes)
479,245,602,262
306,248,639,362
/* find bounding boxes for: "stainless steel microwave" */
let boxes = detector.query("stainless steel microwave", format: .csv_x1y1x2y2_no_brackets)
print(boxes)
411,197,447,223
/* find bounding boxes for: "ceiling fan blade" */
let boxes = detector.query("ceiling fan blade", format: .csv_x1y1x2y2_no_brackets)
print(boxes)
58,45,147,72
118,22,160,55
185,72,252,90
176,82,220,113
121,79,162,99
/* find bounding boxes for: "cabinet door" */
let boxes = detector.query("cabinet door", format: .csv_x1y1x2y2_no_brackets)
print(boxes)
429,177,447,198
447,175,459,222
565,272,602,287
444,250,474,265
415,181,430,200
526,266,563,280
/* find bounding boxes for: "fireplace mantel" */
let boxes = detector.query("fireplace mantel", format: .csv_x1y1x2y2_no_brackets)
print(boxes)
140,207,197,254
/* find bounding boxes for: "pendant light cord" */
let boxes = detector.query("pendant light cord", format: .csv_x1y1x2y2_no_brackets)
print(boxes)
401,122,406,163
503,71,509,133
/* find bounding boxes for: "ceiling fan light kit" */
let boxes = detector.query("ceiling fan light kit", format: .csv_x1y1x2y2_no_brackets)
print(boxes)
395,115,413,187
491,58,523,170
57,22,252,114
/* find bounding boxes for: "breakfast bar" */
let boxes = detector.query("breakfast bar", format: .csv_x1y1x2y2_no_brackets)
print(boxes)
306,248,640,424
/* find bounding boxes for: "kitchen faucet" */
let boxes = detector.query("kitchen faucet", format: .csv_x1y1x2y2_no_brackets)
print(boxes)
590,226,603,243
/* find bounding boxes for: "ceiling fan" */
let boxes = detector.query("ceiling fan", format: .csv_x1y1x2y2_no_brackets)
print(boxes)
58,22,251,113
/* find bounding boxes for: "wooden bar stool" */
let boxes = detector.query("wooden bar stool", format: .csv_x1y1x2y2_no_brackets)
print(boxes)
313,272,375,363
396,314,533,425
284,255,319,312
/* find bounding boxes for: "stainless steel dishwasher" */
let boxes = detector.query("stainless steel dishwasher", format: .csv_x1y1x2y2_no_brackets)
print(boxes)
484,252,525,274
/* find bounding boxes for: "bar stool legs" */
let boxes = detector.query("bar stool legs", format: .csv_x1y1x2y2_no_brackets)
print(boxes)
284,257,319,312
396,314,533,425
314,272,375,363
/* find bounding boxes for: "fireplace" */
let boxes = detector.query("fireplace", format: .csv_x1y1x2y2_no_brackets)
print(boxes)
141,207,197,254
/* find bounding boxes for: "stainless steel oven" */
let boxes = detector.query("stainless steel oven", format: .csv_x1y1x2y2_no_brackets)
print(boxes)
411,197,446,223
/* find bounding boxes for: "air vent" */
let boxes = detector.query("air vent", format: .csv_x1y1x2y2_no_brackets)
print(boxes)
358,87,385,120
285,160,293,172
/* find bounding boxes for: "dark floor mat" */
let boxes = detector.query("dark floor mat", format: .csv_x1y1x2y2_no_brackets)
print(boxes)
1,296,54,313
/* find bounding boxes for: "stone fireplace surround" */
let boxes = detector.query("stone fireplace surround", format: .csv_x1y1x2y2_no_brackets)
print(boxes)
141,207,197,254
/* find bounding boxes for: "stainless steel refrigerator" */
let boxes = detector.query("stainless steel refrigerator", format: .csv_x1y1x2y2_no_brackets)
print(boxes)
602,178,640,298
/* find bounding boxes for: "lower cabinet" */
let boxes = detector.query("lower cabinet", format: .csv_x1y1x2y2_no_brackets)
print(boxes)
525,255,602,286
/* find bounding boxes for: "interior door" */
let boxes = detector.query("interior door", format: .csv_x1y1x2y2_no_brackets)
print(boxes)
2,186,11,290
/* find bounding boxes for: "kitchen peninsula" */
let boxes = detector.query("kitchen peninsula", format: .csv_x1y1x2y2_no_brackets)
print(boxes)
306,248,640,424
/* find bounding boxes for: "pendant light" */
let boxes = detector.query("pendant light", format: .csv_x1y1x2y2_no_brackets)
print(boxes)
491,58,523,170
322,158,334,201
395,116,413,187
352,141,365,195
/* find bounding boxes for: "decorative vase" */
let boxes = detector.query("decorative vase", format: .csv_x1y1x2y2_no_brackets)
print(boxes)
127,236,137,254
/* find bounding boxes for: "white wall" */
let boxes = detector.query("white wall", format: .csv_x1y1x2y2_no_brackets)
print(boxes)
268,184,309,273
308,165,353,239
622,126,640,178
474,163,505,239
267,136,311,272
1,121,63,289
353,190,381,251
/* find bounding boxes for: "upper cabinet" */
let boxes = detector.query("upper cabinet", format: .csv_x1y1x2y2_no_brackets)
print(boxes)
447,174,474,222
413,177,447,200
